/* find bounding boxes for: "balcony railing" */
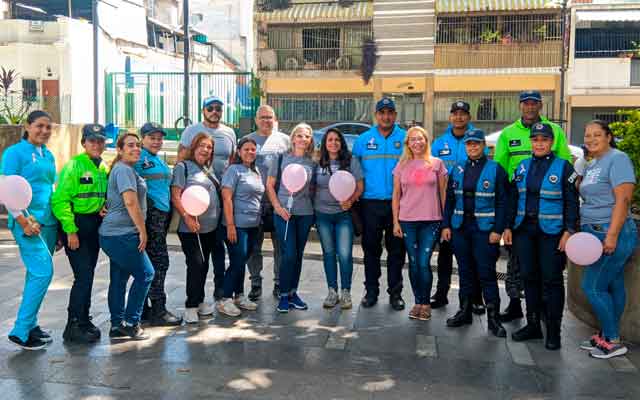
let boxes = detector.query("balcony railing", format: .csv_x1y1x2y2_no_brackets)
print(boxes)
434,41,562,69
258,47,362,71
575,29,640,58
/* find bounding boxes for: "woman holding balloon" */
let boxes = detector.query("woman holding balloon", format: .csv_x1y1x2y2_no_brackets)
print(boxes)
314,128,363,309
392,126,448,321
1,110,56,350
99,133,155,341
577,120,637,359
218,137,265,317
171,133,223,323
503,123,579,351
267,123,316,313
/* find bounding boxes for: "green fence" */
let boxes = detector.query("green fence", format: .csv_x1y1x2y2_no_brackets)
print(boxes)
105,72,258,140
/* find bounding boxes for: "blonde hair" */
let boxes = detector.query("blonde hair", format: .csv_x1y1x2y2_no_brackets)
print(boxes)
289,122,315,158
399,126,432,166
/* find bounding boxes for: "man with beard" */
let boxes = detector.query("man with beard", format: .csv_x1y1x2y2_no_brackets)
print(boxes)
494,91,572,322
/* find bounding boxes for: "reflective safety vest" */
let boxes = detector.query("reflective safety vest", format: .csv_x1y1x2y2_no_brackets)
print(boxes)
513,157,565,235
450,160,498,232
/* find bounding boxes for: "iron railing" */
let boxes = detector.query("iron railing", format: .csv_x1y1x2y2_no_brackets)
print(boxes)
259,47,363,71
575,29,640,58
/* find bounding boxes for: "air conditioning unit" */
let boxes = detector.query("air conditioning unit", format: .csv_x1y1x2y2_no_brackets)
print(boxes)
29,21,45,32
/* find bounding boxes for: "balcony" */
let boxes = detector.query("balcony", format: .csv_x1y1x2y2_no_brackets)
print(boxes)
258,47,361,72
570,57,640,94
435,41,562,69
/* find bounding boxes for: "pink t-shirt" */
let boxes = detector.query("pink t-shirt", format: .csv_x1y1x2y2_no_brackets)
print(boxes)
393,158,447,222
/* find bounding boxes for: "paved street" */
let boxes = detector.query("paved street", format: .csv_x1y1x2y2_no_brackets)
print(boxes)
0,232,639,400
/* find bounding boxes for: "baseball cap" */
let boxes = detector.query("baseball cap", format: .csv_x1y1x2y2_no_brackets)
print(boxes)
519,91,542,103
202,96,224,108
463,129,486,143
530,122,554,139
82,124,106,141
375,97,396,112
140,122,167,136
450,100,470,114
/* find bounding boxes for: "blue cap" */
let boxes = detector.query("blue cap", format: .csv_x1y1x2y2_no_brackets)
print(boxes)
375,97,396,112
140,122,166,136
463,129,486,143
82,124,106,141
450,100,470,114
530,122,554,139
519,90,542,103
202,96,224,108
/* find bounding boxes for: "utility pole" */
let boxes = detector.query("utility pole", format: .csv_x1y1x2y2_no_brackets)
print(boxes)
558,0,568,127
183,0,191,126
92,0,99,123
68,0,72,18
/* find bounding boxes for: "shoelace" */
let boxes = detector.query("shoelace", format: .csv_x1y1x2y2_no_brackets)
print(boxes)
598,340,615,352
590,334,604,346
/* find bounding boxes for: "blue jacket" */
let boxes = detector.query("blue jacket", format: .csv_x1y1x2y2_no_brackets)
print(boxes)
0,139,57,228
450,160,498,231
134,148,172,212
431,123,488,174
352,124,406,200
513,157,565,234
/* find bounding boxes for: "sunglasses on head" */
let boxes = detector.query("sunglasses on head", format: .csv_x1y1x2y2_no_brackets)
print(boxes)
206,105,222,113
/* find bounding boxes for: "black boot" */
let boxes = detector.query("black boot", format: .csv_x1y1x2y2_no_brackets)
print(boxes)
80,316,102,341
140,300,152,324
430,291,449,309
248,286,262,301
486,303,507,338
499,298,524,322
446,298,473,327
511,313,543,342
150,301,183,327
63,318,98,343
389,285,405,311
545,314,562,350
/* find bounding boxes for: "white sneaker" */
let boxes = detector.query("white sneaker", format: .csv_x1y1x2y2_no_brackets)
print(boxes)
197,302,214,316
323,288,339,308
234,294,258,311
217,298,242,317
340,289,353,310
184,308,199,324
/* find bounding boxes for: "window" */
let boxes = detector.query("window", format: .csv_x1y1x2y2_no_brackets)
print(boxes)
302,28,340,66
593,113,627,125
631,59,640,86
268,95,372,131
22,79,38,100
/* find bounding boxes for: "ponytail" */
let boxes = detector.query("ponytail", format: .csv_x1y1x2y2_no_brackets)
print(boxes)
23,110,52,140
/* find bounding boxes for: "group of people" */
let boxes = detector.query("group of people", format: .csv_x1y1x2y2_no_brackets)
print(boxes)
1,91,636,361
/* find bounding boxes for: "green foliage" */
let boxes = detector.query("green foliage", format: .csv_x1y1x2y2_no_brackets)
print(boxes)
0,66,33,124
480,29,501,44
611,109,640,206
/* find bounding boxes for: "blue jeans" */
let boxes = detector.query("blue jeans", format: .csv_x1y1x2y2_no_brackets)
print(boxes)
10,224,56,342
315,211,354,291
581,218,638,340
223,226,259,298
400,221,440,305
274,214,314,295
100,233,155,326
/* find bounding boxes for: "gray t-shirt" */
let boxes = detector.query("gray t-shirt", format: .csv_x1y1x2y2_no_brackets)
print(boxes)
579,148,636,225
179,122,237,180
314,158,363,214
99,162,147,237
246,130,290,203
171,160,222,233
268,154,316,216
221,164,265,228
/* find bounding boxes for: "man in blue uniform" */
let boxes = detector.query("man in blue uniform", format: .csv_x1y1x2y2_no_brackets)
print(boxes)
431,101,486,313
352,98,407,310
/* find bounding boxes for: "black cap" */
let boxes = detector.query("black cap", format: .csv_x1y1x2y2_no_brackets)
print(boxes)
519,90,542,103
463,129,486,143
140,122,167,137
375,97,396,112
530,122,554,139
82,124,106,141
450,101,470,114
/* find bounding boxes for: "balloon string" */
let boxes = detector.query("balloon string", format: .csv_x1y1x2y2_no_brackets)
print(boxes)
284,194,293,239
23,210,54,259
196,216,205,265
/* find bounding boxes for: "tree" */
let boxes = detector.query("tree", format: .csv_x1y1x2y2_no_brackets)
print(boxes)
611,109,640,207
0,67,34,124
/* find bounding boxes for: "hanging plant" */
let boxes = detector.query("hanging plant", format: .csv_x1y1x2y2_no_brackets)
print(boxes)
360,38,378,85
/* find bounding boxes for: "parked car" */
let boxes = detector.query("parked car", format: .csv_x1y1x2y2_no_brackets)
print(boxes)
313,122,371,150
485,130,584,161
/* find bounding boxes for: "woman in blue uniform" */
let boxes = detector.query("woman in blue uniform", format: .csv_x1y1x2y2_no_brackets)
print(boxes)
1,110,57,350
503,123,579,350
441,129,508,337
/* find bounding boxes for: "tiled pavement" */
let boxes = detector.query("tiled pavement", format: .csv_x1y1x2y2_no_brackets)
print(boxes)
0,232,638,399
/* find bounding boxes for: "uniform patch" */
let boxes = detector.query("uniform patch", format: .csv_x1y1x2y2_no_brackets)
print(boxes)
438,148,451,156
366,137,378,150
142,158,155,169
548,174,559,184
567,171,578,184
483,180,490,189
394,141,402,149
509,139,521,147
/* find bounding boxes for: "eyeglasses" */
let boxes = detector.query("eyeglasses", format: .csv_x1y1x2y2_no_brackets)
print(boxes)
206,105,222,113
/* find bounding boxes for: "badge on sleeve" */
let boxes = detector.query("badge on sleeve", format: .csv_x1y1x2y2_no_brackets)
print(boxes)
482,180,490,189
567,171,578,184
394,141,402,149
509,139,522,147
548,174,559,184
439,148,451,156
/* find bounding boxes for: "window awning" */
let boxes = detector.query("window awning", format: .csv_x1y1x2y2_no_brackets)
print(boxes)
576,10,640,23
436,0,559,13
255,2,373,23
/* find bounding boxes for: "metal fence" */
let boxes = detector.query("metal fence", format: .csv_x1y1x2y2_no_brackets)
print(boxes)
575,29,640,58
105,72,258,140
0,95,71,124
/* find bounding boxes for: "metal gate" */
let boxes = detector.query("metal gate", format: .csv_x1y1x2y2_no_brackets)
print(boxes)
105,72,258,140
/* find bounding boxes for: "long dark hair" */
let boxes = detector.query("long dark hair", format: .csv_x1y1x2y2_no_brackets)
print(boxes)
232,137,258,173
586,119,617,149
22,110,52,139
318,128,351,174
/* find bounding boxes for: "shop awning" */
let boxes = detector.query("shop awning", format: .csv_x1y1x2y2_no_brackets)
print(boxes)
255,1,373,23
576,10,640,23
436,0,559,13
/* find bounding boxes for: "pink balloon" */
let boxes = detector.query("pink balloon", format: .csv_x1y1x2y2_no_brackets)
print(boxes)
0,175,32,211
566,232,604,266
282,163,308,193
181,185,210,217
329,171,356,202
